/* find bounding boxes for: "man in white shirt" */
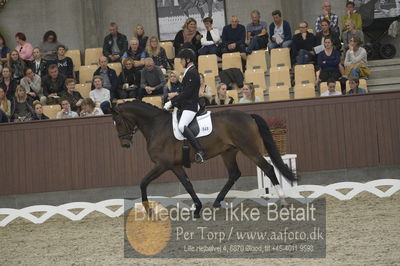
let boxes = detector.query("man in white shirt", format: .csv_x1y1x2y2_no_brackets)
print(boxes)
89,75,111,113
321,79,342,96
198,17,220,55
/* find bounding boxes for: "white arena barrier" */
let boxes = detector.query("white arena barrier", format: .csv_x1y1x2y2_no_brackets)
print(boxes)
0,179,399,227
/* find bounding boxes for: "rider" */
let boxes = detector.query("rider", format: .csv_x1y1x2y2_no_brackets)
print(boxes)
163,48,205,163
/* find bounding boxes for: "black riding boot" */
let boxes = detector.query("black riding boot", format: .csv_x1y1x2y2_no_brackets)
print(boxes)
183,126,205,163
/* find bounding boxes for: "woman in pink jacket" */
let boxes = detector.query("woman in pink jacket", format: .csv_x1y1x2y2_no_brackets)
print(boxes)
15,32,33,62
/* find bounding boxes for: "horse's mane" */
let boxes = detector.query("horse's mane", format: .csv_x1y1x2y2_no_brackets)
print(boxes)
122,100,170,115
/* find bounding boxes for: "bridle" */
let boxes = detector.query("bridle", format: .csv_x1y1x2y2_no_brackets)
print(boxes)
115,109,138,139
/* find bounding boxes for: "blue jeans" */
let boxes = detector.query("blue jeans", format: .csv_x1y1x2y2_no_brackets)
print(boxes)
349,67,361,78
222,43,246,54
246,35,268,54
100,101,111,114
296,49,313,65
198,44,218,55
268,40,292,50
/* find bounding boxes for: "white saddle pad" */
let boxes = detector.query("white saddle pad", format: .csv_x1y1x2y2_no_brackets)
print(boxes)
172,108,213,140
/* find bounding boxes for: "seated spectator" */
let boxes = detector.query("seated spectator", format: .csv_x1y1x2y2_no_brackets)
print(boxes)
341,1,362,32
20,68,45,104
0,34,11,65
347,77,367,94
0,87,11,118
145,36,170,74
6,50,26,82
315,1,339,34
315,19,341,51
211,83,234,105
122,38,146,70
245,10,268,55
138,58,166,100
198,17,221,55
38,30,64,63
134,24,149,51
173,18,202,55
80,98,104,117
292,21,317,65
14,32,33,62
317,37,345,91
165,70,183,102
198,73,213,105
342,21,364,51
89,76,111,113
29,47,48,77
56,98,79,119
62,78,83,112
31,101,49,120
320,78,342,96
103,22,128,63
221,16,246,54
268,10,292,51
42,64,66,105
0,66,17,100
239,83,261,103
344,37,369,78
56,45,73,78
93,56,118,99
10,86,33,122
118,58,140,99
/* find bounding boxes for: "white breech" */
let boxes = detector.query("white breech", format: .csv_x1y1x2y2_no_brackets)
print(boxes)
178,110,196,133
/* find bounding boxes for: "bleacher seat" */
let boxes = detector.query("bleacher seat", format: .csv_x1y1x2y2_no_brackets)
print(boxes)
107,63,122,76
198,54,219,76
43,105,61,119
269,85,290,101
320,81,341,95
270,48,291,69
245,69,267,91
254,87,265,101
142,96,163,108
269,66,291,88
159,41,175,60
65,49,81,72
222,52,242,71
79,65,98,84
246,49,268,72
203,73,217,96
84,48,103,65
174,58,185,75
346,79,368,92
294,64,316,86
226,89,239,104
75,83,91,98
294,84,316,99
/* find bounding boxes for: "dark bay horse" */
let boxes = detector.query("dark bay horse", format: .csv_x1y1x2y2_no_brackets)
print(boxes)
111,100,295,218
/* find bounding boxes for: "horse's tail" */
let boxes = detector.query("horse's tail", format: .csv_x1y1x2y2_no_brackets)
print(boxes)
250,114,296,181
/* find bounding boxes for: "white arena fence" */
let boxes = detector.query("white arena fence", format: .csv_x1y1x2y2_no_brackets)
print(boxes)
0,179,399,227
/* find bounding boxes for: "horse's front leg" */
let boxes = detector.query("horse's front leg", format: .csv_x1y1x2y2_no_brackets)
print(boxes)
172,166,202,218
140,165,166,214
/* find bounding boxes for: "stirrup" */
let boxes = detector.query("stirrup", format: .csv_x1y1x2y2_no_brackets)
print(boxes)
195,151,205,164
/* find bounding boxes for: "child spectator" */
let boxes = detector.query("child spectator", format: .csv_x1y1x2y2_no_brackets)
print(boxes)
31,101,49,120
90,75,111,113
56,45,74,78
56,98,79,119
199,17,221,55
80,98,104,117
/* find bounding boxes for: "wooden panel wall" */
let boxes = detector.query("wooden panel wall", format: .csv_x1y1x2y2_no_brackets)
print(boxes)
1,92,399,196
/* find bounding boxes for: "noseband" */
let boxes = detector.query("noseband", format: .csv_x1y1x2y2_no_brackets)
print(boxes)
117,112,138,139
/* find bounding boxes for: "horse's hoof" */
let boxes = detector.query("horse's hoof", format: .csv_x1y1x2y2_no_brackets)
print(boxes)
213,201,221,208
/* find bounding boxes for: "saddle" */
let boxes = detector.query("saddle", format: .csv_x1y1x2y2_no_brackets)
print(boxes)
172,108,213,141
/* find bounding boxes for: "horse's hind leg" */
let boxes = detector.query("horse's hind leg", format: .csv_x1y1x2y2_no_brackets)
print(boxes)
213,149,241,208
172,166,202,218
140,165,167,213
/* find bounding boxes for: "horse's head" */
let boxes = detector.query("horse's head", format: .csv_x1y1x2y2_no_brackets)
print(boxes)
111,105,137,149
